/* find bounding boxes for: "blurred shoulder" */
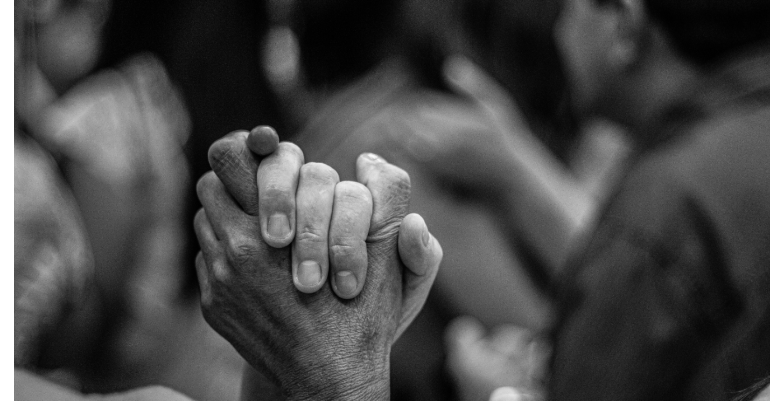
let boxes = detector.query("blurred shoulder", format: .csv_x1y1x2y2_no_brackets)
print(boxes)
608,103,769,225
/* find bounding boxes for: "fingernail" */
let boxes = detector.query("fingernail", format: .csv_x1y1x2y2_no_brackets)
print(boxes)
248,125,279,155
297,260,321,288
267,213,290,239
489,387,525,401
364,153,379,161
335,271,357,296
422,230,430,247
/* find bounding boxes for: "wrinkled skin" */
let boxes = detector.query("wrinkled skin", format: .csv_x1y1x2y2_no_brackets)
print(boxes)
194,127,438,400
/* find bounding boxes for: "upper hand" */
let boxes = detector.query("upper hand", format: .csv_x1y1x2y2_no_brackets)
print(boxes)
193,127,442,399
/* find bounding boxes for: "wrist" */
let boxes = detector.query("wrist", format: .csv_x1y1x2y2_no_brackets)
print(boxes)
282,343,391,401
287,359,390,401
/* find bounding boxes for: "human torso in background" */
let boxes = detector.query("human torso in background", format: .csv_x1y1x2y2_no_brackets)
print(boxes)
15,131,96,369
15,54,193,388
550,49,769,401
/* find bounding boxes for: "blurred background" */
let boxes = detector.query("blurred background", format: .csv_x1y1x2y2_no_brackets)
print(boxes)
14,0,633,399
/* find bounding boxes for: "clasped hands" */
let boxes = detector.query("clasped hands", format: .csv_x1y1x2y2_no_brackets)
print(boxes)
193,126,443,400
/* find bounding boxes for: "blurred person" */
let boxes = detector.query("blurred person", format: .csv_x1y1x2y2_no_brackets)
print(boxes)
408,0,769,398
14,0,222,399
15,0,111,376
191,0,769,398
543,0,769,398
404,53,630,400
31,55,243,400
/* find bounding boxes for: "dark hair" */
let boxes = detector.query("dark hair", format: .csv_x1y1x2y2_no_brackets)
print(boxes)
597,0,770,65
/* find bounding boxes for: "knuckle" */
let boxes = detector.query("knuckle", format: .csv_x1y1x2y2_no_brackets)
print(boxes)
336,181,372,202
329,237,364,257
226,236,260,265
193,208,206,229
376,166,412,214
196,172,219,200
330,243,355,258
207,138,231,165
259,184,294,207
200,287,213,308
259,183,289,198
207,134,244,171
388,165,411,188
296,224,327,244
210,257,232,283
301,162,339,184
278,142,305,162
378,164,411,193
198,278,216,311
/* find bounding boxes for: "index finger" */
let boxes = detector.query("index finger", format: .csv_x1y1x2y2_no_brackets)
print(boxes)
208,127,281,215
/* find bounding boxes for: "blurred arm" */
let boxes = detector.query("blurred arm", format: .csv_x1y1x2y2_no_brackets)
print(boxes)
396,56,600,282
14,370,193,401
401,158,556,330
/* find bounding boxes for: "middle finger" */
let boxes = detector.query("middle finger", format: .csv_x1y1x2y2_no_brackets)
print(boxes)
292,162,339,293
329,181,373,299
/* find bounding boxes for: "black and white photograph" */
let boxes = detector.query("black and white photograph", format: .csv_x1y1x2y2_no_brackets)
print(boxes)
13,0,772,399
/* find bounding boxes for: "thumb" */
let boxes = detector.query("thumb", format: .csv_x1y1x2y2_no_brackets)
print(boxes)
395,213,443,341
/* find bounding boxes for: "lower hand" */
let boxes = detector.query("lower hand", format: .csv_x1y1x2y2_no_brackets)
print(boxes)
194,128,442,399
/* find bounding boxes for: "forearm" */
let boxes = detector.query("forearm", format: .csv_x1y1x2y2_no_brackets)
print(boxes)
497,144,596,277
15,370,194,401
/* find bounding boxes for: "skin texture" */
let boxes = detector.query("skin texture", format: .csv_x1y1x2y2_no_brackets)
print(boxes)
291,162,340,293
194,127,442,400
